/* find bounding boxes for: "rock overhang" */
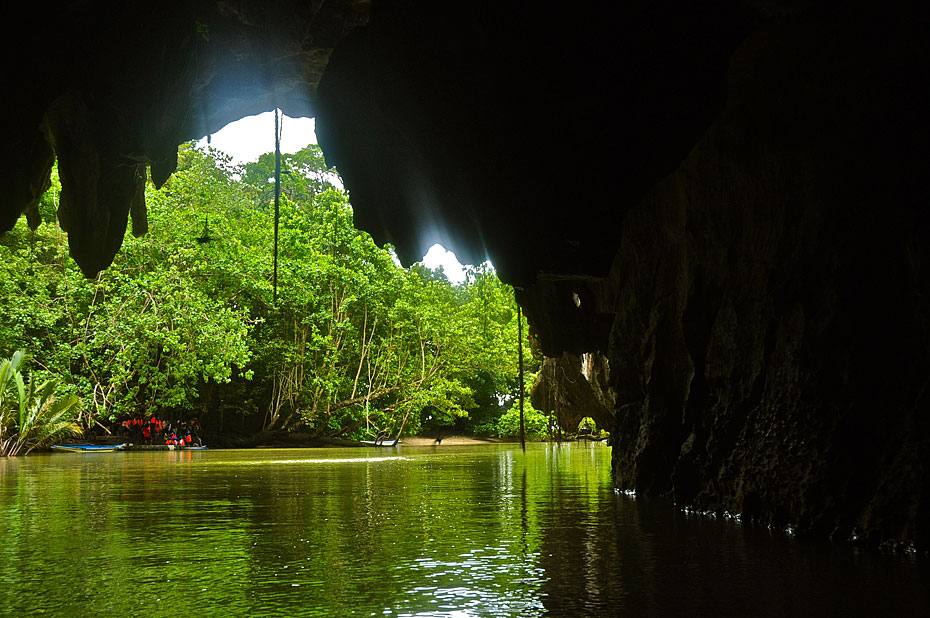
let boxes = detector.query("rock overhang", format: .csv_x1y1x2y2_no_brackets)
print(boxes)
2,1,926,362
2,1,747,291
1,0,370,275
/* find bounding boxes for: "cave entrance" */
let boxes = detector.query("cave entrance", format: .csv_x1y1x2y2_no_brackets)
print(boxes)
198,111,472,282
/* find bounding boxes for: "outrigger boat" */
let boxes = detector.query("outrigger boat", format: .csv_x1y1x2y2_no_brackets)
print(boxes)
50,443,127,453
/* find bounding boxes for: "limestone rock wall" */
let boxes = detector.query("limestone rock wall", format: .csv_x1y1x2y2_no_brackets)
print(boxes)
601,24,930,547
531,352,615,434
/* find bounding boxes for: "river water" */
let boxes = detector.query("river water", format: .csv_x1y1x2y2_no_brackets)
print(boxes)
0,442,927,616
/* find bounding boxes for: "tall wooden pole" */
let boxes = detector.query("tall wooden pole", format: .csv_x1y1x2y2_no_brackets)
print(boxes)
518,304,526,452
273,108,281,305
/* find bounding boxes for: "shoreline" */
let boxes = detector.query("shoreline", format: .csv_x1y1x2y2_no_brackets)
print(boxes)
53,432,606,451
395,435,515,446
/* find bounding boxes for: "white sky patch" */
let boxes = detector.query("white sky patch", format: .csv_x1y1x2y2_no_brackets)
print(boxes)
420,243,469,284
197,111,318,165
198,114,470,277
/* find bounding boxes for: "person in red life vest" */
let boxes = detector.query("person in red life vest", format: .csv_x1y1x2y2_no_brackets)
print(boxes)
184,431,192,446
143,425,151,443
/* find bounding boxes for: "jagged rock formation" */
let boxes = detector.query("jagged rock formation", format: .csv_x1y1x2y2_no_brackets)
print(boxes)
314,1,747,288
2,1,929,547
531,353,615,435
1,0,369,276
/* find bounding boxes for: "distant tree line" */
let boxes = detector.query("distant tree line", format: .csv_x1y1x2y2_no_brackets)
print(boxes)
0,144,549,441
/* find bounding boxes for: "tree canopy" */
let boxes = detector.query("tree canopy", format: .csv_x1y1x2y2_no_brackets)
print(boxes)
0,143,542,441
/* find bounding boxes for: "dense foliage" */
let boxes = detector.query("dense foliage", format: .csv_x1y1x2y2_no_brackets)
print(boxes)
0,350,81,456
0,145,541,441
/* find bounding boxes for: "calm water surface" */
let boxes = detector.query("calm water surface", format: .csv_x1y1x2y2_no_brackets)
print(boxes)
0,442,927,616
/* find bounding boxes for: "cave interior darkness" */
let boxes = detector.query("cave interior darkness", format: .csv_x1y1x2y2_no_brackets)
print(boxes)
2,1,929,549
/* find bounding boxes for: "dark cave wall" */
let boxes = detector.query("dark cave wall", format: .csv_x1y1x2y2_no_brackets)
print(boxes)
599,24,930,546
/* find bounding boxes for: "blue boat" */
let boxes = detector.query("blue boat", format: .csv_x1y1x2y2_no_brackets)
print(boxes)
50,443,127,453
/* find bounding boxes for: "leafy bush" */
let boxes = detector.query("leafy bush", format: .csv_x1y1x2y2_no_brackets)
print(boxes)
0,350,82,456
495,398,550,440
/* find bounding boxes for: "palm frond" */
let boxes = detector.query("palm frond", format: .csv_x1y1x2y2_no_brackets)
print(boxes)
1,351,83,457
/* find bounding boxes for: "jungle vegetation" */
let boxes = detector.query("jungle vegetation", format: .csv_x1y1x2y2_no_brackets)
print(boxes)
0,144,548,443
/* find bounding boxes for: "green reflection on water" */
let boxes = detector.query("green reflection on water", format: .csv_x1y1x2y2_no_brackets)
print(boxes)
0,443,612,617
4,443,928,617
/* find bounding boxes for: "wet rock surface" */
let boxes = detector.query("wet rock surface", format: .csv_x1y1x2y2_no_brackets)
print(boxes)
531,352,615,435
601,24,930,546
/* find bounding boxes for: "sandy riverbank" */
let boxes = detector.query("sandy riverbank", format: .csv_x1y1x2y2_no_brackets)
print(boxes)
399,435,517,446
210,430,526,449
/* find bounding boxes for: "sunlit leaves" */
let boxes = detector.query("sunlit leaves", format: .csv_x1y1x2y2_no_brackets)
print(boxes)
1,143,536,438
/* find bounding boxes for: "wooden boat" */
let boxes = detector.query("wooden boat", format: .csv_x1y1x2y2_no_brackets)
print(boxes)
360,439,400,447
50,443,127,453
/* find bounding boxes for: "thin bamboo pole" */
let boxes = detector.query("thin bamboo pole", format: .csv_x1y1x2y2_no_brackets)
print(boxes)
273,108,281,305
518,305,526,452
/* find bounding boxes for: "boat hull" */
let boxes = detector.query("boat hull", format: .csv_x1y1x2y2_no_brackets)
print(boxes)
50,443,127,453
360,440,400,447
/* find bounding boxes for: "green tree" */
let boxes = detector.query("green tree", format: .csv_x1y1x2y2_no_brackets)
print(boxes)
241,145,338,207
1,142,538,442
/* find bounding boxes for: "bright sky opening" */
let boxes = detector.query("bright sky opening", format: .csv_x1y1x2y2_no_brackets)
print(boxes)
197,111,318,163
198,112,469,284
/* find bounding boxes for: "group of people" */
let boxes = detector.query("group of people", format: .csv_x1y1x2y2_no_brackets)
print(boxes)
111,415,203,447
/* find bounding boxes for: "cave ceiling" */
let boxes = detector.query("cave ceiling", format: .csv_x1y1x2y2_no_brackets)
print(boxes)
2,1,925,355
